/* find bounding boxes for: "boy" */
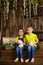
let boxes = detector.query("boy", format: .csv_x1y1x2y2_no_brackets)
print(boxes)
14,29,24,62
24,26,39,63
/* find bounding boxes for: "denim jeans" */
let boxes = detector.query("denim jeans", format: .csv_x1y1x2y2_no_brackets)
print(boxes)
16,46,24,58
27,46,36,59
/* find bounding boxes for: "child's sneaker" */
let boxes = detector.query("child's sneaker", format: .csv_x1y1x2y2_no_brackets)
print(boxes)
25,59,30,63
14,58,19,62
30,58,34,63
21,58,24,62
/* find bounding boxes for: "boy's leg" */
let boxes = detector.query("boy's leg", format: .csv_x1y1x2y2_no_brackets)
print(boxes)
14,46,19,62
31,46,36,62
25,46,31,62
19,47,24,62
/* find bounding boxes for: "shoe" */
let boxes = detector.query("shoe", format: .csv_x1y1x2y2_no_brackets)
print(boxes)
14,58,19,62
25,59,30,63
30,58,34,63
21,58,24,62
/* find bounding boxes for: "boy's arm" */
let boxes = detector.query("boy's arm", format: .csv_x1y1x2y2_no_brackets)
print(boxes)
35,35,39,44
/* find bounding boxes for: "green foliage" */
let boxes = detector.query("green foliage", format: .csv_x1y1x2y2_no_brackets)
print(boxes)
0,5,3,13
0,0,9,13
41,1,43,5
3,41,15,49
31,0,38,5
5,0,9,2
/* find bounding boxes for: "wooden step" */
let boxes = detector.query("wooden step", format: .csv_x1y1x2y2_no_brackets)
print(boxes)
1,42,43,65
1,49,43,60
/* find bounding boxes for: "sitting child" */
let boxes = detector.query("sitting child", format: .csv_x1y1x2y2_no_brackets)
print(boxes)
14,29,24,62
24,26,39,63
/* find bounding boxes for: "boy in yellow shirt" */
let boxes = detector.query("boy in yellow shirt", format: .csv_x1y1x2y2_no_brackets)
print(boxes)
14,29,24,62
24,26,39,63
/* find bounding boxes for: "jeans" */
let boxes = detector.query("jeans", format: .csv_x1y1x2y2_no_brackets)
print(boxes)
27,46,36,59
16,46,24,58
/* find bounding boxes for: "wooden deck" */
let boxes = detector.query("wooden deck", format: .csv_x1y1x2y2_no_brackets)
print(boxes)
0,42,43,65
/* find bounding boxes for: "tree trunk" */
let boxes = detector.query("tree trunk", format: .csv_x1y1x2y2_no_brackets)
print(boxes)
33,4,38,16
29,0,31,18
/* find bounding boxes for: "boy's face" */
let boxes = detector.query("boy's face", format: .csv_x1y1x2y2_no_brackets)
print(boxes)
19,29,24,36
27,27,33,34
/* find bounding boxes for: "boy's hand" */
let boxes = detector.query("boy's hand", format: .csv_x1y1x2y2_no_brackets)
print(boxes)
29,42,33,46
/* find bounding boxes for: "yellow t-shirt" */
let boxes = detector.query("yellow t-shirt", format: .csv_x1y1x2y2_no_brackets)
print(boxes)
24,33,39,47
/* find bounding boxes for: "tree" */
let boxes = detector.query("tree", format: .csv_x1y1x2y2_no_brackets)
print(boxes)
31,0,38,16
29,0,31,18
